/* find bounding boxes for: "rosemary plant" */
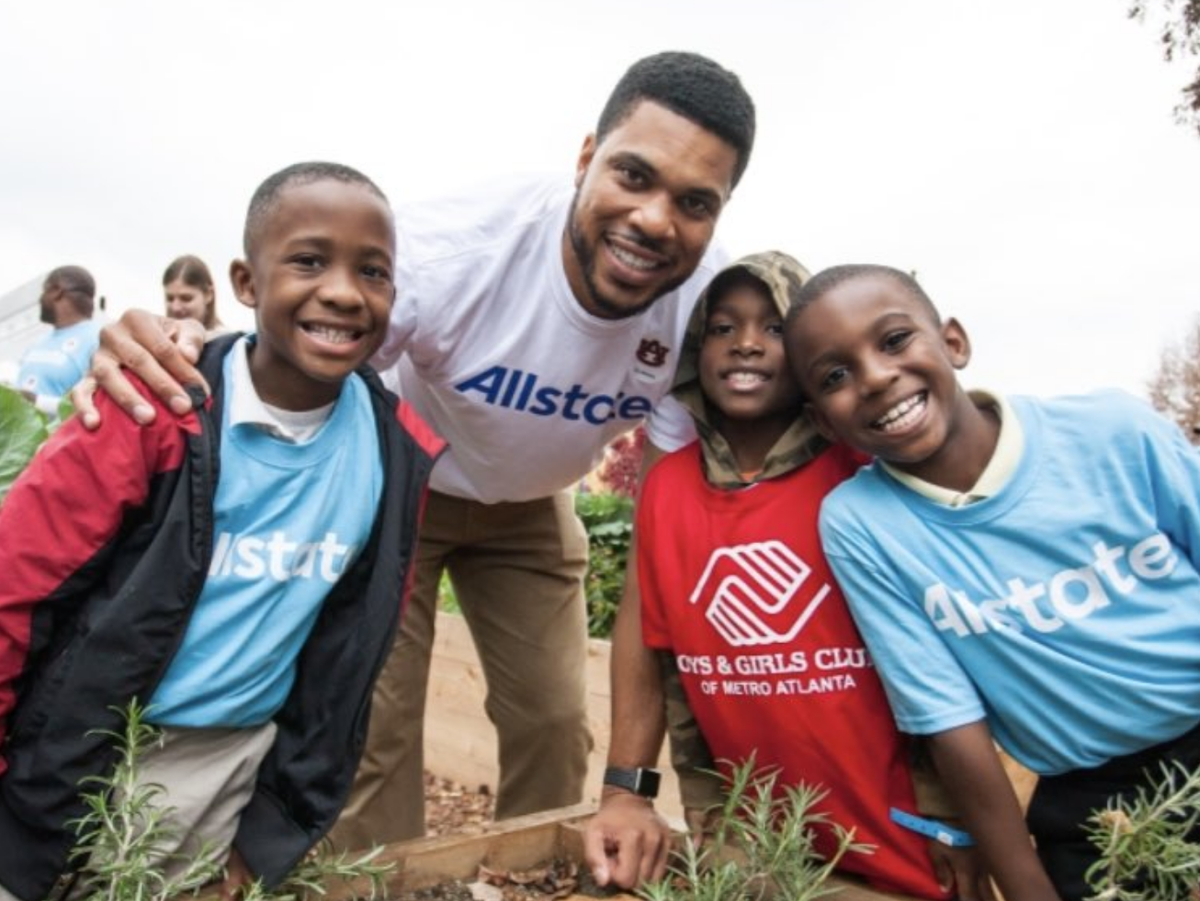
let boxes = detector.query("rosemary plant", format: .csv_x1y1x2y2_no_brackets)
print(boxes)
638,757,872,901
239,843,393,901
67,700,224,901
64,699,393,901
1084,759,1200,901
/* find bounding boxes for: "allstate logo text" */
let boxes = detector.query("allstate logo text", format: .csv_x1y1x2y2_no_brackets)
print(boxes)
455,365,653,425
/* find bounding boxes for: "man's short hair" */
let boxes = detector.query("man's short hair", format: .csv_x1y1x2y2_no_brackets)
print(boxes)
46,265,96,318
596,51,756,188
242,161,389,256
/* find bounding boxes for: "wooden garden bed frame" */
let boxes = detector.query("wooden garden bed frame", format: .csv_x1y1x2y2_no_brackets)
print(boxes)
341,803,914,901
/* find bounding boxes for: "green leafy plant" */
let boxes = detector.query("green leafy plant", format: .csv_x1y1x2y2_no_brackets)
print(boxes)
1085,759,1200,901
0,385,49,504
638,757,872,901
240,844,393,901
436,572,459,614
0,384,75,504
574,492,634,638
66,699,393,901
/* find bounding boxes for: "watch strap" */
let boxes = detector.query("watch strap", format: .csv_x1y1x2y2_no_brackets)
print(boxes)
603,766,661,799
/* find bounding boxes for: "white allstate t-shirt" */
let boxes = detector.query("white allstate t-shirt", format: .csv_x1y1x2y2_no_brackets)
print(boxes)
373,174,726,503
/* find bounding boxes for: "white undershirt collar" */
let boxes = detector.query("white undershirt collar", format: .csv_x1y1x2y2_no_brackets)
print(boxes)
227,337,334,444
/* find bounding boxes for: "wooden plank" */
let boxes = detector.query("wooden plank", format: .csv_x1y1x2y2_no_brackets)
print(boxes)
327,807,917,900
380,807,584,890
339,805,633,897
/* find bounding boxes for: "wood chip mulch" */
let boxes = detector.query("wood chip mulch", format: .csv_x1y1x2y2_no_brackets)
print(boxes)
424,770,496,837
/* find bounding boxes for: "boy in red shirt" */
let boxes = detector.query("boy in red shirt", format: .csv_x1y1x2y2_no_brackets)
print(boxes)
631,252,984,899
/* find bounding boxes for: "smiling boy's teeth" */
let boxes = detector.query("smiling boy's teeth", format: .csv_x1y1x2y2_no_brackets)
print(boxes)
305,324,358,344
609,243,658,271
873,393,926,431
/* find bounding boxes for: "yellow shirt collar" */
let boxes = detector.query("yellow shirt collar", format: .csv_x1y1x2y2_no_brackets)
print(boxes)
881,390,1023,507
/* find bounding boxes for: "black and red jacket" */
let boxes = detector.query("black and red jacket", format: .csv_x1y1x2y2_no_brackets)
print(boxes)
0,335,444,898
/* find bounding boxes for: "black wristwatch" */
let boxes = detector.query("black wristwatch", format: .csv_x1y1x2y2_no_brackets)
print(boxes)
603,766,661,799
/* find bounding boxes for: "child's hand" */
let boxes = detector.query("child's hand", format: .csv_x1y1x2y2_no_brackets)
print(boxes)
929,841,996,901
218,848,254,901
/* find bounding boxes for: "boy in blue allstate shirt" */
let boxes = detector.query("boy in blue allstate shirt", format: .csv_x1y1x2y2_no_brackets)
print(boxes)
784,264,1200,901
0,162,444,901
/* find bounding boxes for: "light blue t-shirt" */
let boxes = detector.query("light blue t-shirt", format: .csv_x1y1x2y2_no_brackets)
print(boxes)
17,320,102,407
820,390,1200,775
149,344,384,727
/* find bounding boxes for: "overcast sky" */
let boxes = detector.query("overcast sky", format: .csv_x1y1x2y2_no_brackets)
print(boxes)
1,0,1196,397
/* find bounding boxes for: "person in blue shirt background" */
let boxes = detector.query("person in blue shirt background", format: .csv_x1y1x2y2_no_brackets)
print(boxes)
15,265,102,414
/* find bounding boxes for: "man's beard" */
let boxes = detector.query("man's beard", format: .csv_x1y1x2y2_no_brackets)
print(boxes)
565,192,686,321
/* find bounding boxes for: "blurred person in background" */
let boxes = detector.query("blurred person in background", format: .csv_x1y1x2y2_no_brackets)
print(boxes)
163,254,228,337
16,265,102,415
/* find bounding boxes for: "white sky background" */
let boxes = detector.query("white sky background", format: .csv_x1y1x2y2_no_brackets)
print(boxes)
0,0,1196,397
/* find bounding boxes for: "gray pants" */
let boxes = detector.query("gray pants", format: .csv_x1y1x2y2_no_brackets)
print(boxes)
0,722,275,901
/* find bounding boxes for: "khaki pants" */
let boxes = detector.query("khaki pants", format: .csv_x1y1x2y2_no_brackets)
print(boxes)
0,723,275,901
329,490,593,850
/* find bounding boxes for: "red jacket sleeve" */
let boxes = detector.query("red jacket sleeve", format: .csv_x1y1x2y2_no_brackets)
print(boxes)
0,386,197,763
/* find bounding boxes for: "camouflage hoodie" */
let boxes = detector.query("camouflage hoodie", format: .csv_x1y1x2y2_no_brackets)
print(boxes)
661,251,830,812
671,250,827,487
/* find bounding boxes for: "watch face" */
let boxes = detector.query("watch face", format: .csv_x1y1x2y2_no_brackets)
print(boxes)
637,768,661,798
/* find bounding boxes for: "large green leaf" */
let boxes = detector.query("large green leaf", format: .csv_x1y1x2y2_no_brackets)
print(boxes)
0,385,49,504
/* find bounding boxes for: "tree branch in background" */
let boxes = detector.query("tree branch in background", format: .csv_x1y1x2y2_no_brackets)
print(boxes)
1130,0,1200,136
1147,314,1200,444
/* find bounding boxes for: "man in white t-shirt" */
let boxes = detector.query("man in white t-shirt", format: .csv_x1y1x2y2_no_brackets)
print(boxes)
80,51,756,849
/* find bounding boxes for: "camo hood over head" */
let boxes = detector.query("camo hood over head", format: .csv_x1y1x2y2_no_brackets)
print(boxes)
672,250,827,488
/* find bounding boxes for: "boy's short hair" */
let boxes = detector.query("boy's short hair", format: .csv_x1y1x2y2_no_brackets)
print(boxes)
786,263,941,326
243,161,389,255
46,265,96,318
596,51,756,189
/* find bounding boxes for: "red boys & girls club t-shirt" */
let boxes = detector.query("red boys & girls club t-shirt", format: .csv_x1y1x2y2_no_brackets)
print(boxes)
638,442,947,899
